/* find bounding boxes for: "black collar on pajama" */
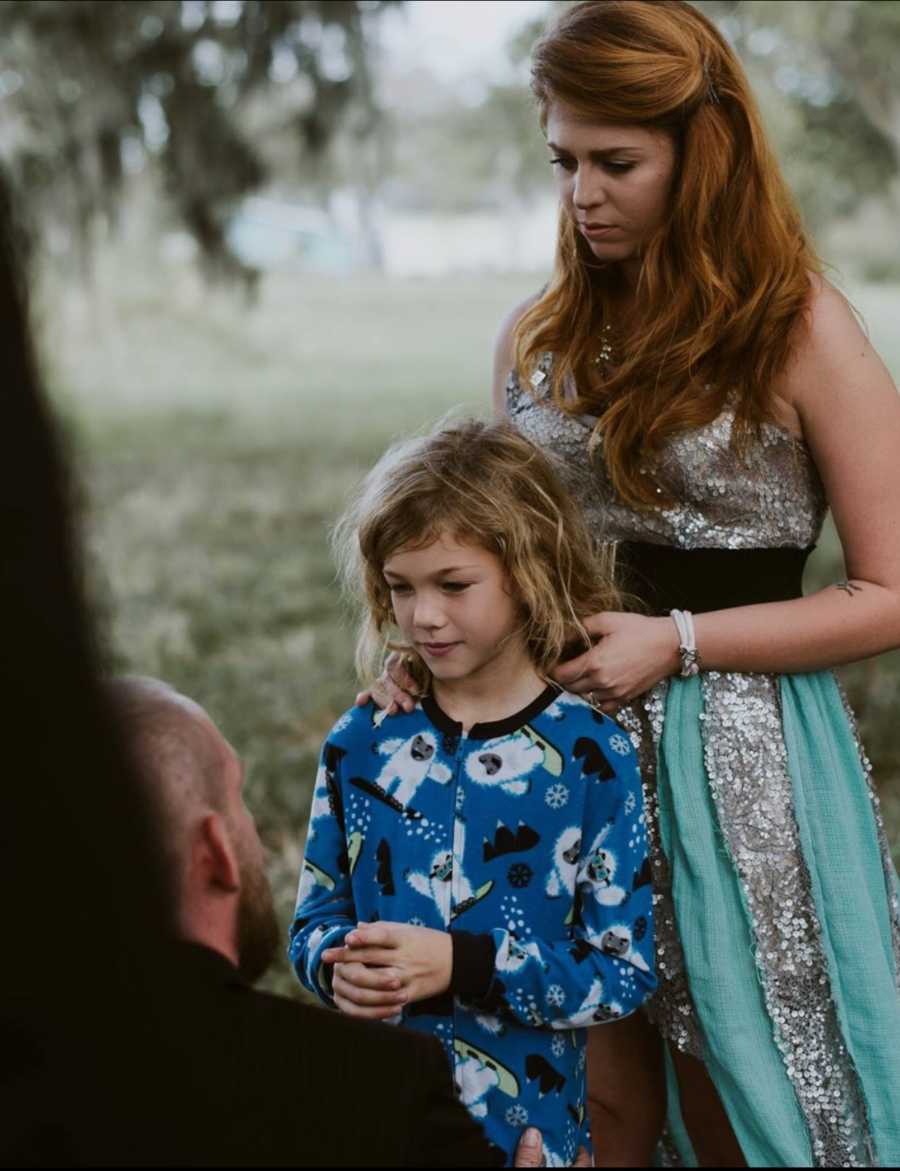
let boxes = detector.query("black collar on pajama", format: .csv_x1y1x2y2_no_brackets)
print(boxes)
420,683,561,742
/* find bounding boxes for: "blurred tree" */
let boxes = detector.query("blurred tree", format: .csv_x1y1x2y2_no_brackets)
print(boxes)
385,5,560,215
696,1,899,236
0,0,400,286
387,83,550,215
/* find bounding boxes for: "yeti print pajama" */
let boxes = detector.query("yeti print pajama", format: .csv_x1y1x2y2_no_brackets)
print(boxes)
290,685,656,1165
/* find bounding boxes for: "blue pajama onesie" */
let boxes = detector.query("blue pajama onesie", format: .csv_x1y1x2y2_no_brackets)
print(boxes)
290,685,656,1166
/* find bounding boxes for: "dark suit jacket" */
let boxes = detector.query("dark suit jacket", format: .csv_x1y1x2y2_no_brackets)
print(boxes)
171,944,503,1167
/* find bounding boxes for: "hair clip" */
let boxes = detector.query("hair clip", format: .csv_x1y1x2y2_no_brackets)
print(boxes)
703,59,720,104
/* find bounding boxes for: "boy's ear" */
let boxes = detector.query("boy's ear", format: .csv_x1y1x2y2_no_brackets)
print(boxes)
194,812,240,894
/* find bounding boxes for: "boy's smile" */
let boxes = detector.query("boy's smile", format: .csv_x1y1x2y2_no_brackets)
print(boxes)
382,533,537,703
420,640,459,658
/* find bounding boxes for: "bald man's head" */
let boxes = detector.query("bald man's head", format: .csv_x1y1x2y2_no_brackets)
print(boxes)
108,677,279,983
110,677,230,842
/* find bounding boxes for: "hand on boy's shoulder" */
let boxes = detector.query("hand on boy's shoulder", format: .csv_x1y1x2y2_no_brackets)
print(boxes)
324,696,412,745
355,652,420,716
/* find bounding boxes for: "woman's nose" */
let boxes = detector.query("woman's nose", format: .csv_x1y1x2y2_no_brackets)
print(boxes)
573,166,607,211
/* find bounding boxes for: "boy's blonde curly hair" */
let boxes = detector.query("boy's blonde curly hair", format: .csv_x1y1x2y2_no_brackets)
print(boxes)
334,418,619,692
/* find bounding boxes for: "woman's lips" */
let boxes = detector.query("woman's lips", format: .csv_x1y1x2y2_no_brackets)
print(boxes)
580,223,621,238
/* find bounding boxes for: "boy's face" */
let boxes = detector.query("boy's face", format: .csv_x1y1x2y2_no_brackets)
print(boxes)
383,532,528,689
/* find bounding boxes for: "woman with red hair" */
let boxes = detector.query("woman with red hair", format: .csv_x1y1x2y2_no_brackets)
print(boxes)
487,1,900,1165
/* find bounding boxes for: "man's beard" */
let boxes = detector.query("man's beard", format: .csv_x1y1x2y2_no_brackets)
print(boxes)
235,850,280,985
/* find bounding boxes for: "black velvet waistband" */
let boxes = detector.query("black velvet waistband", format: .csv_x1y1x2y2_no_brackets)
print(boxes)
616,540,812,615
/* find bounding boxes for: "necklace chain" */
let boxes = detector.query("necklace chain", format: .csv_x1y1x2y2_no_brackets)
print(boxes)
593,322,615,367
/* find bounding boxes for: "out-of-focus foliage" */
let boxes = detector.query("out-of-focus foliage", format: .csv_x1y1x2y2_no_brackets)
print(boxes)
384,5,559,214
387,81,551,213
0,0,400,284
696,0,899,241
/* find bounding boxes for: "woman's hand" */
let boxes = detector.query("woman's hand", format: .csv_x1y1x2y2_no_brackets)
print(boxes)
553,612,681,713
323,921,452,1005
354,651,419,716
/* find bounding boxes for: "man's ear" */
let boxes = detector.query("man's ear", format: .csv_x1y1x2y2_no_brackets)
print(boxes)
194,812,240,894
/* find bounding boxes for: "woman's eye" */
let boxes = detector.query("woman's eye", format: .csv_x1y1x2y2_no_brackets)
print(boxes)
441,582,470,594
604,161,634,174
549,156,576,172
387,583,411,595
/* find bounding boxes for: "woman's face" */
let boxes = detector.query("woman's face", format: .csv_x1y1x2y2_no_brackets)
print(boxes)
545,102,677,276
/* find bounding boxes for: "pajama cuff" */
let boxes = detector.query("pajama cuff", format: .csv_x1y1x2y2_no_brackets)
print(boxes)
450,931,496,1002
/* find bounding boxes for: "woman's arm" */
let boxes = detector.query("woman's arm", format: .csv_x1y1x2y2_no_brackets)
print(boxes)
694,281,900,673
554,282,900,703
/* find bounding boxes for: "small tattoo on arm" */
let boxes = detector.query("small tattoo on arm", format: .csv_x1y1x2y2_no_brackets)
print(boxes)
835,580,862,597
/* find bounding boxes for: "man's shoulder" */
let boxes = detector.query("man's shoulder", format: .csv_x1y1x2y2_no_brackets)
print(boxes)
204,975,451,1094
178,966,458,1166
244,983,448,1075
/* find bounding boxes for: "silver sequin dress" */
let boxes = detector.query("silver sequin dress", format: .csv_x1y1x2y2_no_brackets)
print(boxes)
507,360,900,1168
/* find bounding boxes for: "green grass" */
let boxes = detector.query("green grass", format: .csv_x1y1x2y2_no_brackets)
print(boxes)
42,263,900,994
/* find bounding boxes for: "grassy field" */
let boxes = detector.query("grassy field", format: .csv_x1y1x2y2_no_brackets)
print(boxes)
42,260,900,994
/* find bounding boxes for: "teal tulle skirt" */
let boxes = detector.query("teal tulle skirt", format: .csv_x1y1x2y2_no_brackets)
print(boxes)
655,671,900,1167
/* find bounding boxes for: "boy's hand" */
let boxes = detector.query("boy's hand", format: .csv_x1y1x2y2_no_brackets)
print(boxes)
330,959,408,1020
323,921,452,1003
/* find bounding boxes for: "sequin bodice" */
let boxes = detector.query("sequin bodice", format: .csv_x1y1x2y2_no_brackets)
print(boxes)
507,362,827,550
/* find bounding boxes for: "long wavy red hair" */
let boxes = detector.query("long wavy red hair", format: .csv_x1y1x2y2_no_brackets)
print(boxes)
515,0,821,508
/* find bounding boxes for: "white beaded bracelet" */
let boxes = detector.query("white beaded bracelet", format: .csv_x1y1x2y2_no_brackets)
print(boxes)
670,608,701,677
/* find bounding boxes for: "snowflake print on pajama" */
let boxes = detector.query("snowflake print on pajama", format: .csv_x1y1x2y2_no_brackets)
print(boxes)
290,686,656,1165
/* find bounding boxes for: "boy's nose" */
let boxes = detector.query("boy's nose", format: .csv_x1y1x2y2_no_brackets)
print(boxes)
413,594,446,630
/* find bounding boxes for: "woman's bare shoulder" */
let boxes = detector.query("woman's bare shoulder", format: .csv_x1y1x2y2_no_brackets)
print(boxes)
778,275,883,413
491,291,543,416
797,274,871,368
781,272,898,447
